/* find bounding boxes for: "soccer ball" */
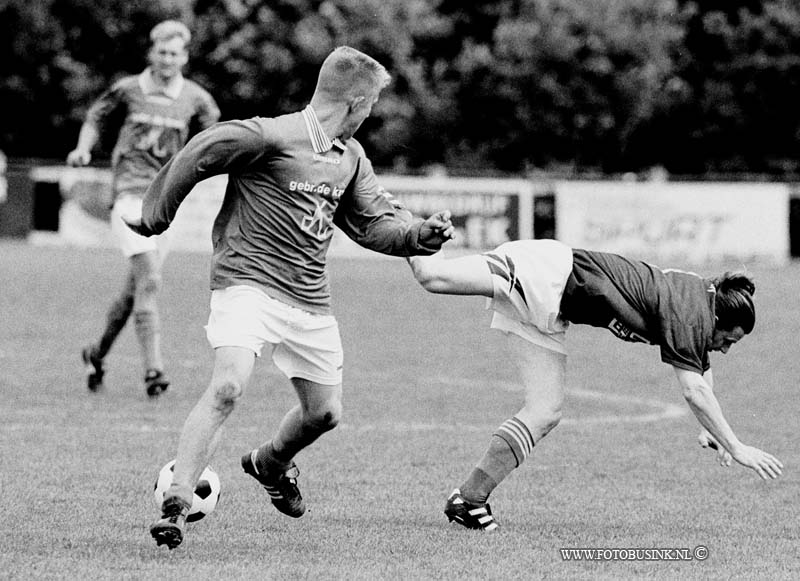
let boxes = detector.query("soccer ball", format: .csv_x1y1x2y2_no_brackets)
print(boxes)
153,460,221,522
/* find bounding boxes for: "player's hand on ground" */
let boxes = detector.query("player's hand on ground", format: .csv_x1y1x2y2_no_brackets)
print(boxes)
66,148,91,167
121,213,152,236
698,429,732,466
731,444,783,480
420,210,455,247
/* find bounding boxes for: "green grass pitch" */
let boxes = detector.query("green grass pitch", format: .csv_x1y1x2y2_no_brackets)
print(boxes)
1,242,797,580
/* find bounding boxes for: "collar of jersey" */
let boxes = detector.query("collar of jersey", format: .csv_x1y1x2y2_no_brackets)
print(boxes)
138,68,184,100
302,105,347,154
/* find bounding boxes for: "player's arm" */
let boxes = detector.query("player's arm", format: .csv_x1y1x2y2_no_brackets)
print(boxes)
694,368,733,466
673,366,783,479
406,253,494,297
125,119,267,237
67,83,125,167
66,122,100,167
333,155,453,255
696,369,719,450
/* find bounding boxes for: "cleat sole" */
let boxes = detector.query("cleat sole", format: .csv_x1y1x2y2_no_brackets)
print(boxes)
151,525,183,549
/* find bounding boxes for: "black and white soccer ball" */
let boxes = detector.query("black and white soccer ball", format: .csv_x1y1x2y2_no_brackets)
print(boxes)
153,460,221,522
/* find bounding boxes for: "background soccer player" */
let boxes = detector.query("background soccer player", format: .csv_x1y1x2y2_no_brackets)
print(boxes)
407,239,783,531
67,20,220,397
123,46,455,549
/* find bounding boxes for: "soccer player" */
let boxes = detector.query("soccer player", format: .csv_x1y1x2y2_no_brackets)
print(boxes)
406,239,783,531
67,20,220,397
123,46,455,549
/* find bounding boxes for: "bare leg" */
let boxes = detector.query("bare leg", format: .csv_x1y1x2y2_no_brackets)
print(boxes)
459,334,566,504
166,346,256,503
254,377,342,468
508,334,567,441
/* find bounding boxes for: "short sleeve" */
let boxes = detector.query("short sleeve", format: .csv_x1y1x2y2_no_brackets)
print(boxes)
659,323,709,373
657,290,713,373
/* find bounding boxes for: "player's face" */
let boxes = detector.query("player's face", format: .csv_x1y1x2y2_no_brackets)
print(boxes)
149,37,188,82
709,326,746,353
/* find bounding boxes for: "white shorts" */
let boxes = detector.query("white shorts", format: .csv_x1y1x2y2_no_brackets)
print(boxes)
205,285,343,385
484,239,574,354
110,195,168,258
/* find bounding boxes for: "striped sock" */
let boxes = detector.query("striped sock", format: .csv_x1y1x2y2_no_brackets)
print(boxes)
494,417,535,467
461,417,535,504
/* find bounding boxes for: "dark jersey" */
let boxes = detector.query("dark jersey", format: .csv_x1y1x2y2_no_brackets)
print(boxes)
86,69,219,199
559,249,716,373
140,106,440,314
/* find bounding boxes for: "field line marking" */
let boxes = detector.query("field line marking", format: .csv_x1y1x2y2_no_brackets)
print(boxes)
335,378,687,433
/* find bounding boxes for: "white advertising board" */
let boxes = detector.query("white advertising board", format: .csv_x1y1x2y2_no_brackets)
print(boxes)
555,181,790,265
35,167,792,265
312,175,539,257
49,171,538,255
43,168,226,253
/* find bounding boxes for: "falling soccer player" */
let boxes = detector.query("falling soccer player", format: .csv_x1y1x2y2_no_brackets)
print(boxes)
407,239,783,531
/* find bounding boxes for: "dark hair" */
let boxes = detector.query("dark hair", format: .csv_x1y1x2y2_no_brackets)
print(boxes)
711,271,755,333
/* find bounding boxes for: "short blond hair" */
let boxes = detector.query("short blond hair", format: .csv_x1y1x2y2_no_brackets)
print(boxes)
314,46,391,102
150,20,191,45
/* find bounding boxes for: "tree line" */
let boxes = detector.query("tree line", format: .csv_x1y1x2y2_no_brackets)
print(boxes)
3,0,800,177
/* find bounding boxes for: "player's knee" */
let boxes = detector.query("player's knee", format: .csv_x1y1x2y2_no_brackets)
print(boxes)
306,401,342,432
521,401,563,438
541,402,563,436
541,408,562,435
211,378,243,412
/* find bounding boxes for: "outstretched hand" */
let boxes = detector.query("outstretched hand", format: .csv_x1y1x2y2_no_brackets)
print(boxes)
699,429,782,479
419,210,455,248
731,444,783,480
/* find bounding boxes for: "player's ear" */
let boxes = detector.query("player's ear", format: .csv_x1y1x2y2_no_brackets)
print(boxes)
348,95,366,113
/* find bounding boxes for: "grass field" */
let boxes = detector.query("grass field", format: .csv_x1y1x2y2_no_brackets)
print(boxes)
2,241,798,580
